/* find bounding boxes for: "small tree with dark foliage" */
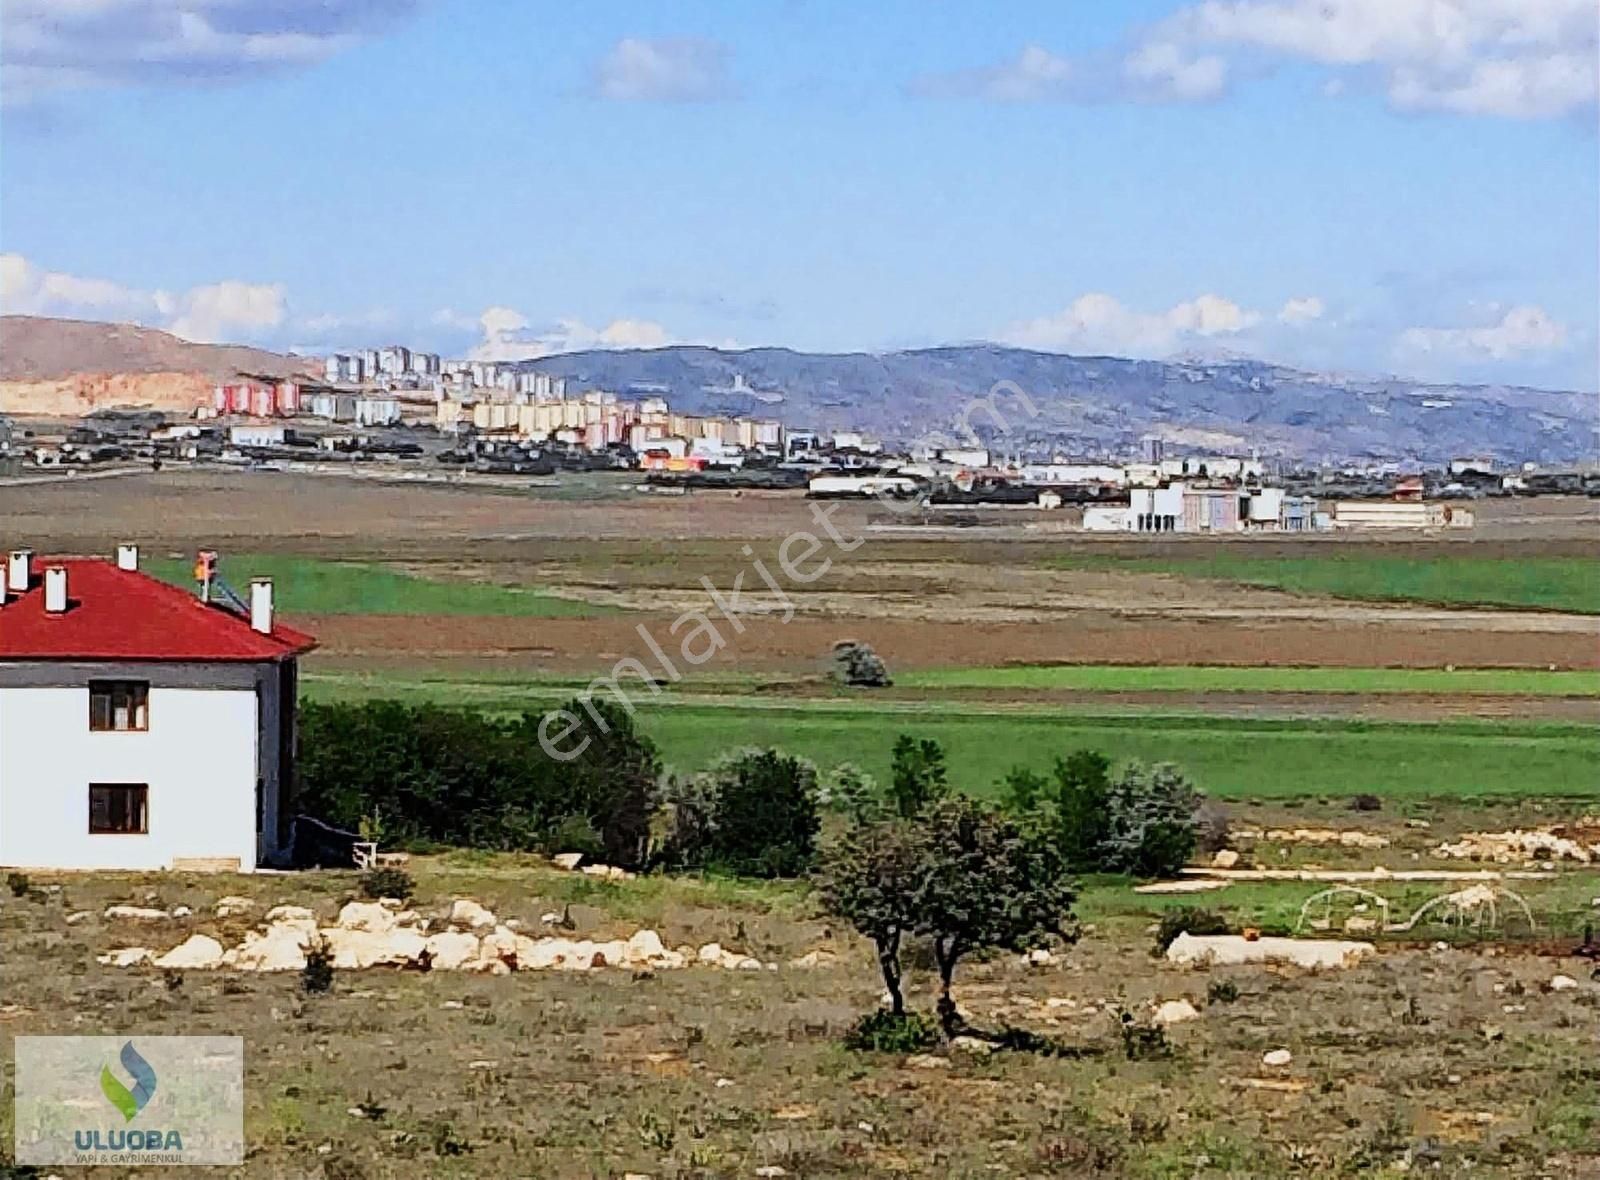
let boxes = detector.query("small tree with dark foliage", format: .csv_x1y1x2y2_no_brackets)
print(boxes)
911,796,1079,1036
1100,761,1203,878
889,734,948,819
818,816,926,1017
1002,748,1112,872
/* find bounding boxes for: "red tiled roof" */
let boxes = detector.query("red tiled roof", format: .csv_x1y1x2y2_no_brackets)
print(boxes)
0,558,316,662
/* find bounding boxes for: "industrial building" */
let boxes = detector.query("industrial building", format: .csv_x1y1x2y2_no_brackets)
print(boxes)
0,547,316,873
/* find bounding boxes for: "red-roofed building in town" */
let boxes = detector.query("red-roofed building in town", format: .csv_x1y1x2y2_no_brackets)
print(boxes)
0,546,315,872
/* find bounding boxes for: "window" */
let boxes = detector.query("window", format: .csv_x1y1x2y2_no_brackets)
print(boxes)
89,784,148,834
89,681,149,732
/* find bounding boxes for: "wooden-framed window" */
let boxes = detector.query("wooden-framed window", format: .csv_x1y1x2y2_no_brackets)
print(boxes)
89,784,149,835
89,681,149,732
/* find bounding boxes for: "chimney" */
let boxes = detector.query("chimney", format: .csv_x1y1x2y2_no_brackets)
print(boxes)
7,549,31,592
43,566,67,613
116,543,139,571
249,578,274,634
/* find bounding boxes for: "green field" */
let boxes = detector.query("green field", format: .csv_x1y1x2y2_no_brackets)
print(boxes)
898,664,1600,696
300,672,1599,800
146,554,607,617
1046,552,1600,614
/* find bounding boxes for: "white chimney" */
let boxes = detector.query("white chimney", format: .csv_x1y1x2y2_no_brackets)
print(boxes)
249,578,274,634
43,566,67,613
116,543,139,571
7,549,31,592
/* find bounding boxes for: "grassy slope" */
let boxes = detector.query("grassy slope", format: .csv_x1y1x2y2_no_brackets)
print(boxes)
300,673,1599,800
145,554,606,617
1045,553,1600,614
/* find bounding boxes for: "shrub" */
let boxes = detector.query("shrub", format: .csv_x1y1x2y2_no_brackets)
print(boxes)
1002,749,1111,872
1100,762,1204,878
1206,978,1240,1005
296,698,660,868
1349,793,1383,812
843,1009,939,1053
358,867,414,903
821,763,883,824
1153,906,1231,956
818,817,926,1015
547,814,604,859
1115,1007,1173,1060
832,641,892,688
889,735,948,819
6,871,31,898
301,938,334,994
653,749,821,877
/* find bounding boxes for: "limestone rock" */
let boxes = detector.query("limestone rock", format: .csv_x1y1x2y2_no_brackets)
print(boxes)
1166,933,1376,970
448,899,497,930
154,934,225,970
423,931,481,971
1549,974,1579,992
334,901,397,934
234,924,313,971
1212,849,1240,869
98,947,152,967
104,905,170,922
322,926,428,970
1153,999,1201,1027
551,852,585,870
1262,1048,1293,1067
265,904,316,923
215,896,255,918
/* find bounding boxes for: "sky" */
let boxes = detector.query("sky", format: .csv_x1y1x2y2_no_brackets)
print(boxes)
1,0,1596,390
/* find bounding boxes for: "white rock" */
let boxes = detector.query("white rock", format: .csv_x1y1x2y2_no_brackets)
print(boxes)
949,1036,995,1055
551,852,585,870
170,905,193,918
1549,974,1579,992
265,904,316,923
1026,948,1054,966
1165,933,1376,971
715,1077,735,1088
478,925,520,965
755,1167,788,1177
1342,916,1379,935
905,1054,950,1069
1262,1048,1293,1067
1152,999,1201,1027
1212,849,1240,869
540,911,562,924
625,929,667,963
735,956,764,971
322,926,428,970
789,950,838,968
516,938,580,971
104,905,170,922
334,901,397,934
215,896,255,918
233,925,313,972
697,942,724,965
154,934,225,970
97,947,152,967
423,931,481,971
65,911,91,925
448,899,497,930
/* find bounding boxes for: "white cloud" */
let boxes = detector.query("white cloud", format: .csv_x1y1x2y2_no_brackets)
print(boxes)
1000,292,1261,356
467,306,685,362
591,37,735,102
915,1,1597,119
1,252,285,344
1278,295,1325,325
2,0,419,106
1397,304,1568,360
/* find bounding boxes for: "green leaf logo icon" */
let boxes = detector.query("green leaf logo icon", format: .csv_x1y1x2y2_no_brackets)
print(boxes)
100,1065,138,1122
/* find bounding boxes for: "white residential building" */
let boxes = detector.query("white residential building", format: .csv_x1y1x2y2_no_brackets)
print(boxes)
0,548,316,872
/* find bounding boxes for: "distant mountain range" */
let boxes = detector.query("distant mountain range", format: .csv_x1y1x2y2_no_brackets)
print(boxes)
1,317,1592,463
519,344,1597,465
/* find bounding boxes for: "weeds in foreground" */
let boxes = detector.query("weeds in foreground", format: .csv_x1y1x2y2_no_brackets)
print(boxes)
843,1009,939,1053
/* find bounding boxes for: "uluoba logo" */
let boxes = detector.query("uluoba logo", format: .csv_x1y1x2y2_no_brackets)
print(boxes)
100,1040,157,1122
75,1040,185,1158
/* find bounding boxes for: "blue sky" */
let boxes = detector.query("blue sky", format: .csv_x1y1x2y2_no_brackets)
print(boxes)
2,0,1596,390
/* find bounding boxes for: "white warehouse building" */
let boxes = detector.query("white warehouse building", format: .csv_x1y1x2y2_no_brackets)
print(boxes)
0,548,316,873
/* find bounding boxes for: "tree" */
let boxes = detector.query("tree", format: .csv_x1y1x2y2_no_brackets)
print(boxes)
832,640,892,688
822,762,884,824
651,748,821,877
1100,761,1203,878
818,817,925,1016
911,796,1078,1035
889,734,948,818
1002,748,1111,872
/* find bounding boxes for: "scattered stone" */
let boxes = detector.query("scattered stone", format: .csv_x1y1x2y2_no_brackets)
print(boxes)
153,934,225,970
468,1060,497,1071
755,1167,788,1177
233,924,313,972
905,1054,951,1070
540,911,561,924
1342,916,1380,935
858,1121,875,1134
334,901,398,934
1549,974,1579,992
214,897,255,918
772,1104,814,1121
1134,878,1231,894
950,1036,996,1055
97,947,153,967
265,904,316,923
1435,829,1598,865
104,906,170,922
714,1077,734,1088
789,950,839,968
448,899,497,930
697,943,724,965
1026,948,1055,966
1152,999,1201,1027
551,852,585,871
65,911,91,926
1166,933,1376,971
170,905,193,918
1262,1048,1293,1067
423,931,481,971
1212,849,1240,869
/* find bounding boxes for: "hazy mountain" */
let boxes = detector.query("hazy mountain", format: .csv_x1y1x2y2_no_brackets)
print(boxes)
521,344,1598,464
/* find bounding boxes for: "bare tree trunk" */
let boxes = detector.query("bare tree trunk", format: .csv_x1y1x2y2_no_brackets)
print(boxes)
933,937,962,1038
876,932,904,1016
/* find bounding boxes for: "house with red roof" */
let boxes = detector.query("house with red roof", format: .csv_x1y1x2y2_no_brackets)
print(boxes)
0,546,315,872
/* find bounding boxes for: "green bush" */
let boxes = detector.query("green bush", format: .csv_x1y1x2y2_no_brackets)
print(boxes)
843,1009,940,1053
1153,906,1231,956
358,867,414,903
5,871,30,898
1002,749,1111,872
301,938,334,994
655,748,821,877
1100,762,1204,878
296,698,660,868
889,734,948,818
1206,978,1240,1005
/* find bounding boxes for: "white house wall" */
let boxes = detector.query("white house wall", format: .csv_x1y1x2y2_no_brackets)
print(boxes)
0,686,258,872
